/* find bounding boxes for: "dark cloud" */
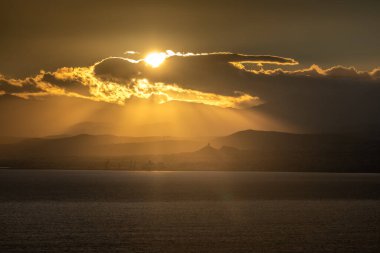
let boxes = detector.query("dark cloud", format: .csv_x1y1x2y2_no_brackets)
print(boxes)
371,68,380,79
41,72,92,96
94,53,298,94
0,76,43,94
324,66,371,79
92,52,380,132
94,57,144,84
245,74,380,133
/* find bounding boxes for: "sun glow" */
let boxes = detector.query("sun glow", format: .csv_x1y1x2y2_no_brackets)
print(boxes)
144,52,167,68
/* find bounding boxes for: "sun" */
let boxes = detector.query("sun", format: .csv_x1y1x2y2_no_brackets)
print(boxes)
144,52,167,68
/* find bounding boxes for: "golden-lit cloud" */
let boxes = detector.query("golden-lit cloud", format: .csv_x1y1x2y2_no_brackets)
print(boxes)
2,51,295,109
244,64,380,80
0,57,261,109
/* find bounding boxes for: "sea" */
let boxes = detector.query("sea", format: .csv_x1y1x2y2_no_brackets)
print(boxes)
0,170,379,252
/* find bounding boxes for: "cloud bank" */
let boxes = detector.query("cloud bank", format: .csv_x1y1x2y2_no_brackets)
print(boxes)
0,52,300,109
1,51,379,133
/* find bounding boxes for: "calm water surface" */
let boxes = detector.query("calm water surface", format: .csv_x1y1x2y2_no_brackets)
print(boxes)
0,170,379,252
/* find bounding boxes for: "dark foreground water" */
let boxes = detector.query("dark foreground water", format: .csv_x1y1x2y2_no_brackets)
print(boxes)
0,170,379,252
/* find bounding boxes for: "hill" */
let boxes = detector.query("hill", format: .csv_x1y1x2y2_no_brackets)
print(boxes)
1,130,380,172
0,134,205,157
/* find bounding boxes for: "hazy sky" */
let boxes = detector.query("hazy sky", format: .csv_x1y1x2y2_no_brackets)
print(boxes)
1,0,379,77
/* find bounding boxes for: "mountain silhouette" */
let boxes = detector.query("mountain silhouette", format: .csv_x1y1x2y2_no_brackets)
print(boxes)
1,129,380,172
193,143,219,156
212,129,380,151
0,134,205,157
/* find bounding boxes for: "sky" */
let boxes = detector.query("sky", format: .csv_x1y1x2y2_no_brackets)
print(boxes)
1,0,379,77
0,0,379,137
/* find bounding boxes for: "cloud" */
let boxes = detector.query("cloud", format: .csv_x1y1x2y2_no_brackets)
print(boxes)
1,50,379,132
94,57,144,83
236,66,380,132
41,72,93,97
369,67,380,79
0,75,43,94
91,51,380,132
252,64,377,80
124,51,139,55
0,53,268,109
0,70,88,100
93,52,298,90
